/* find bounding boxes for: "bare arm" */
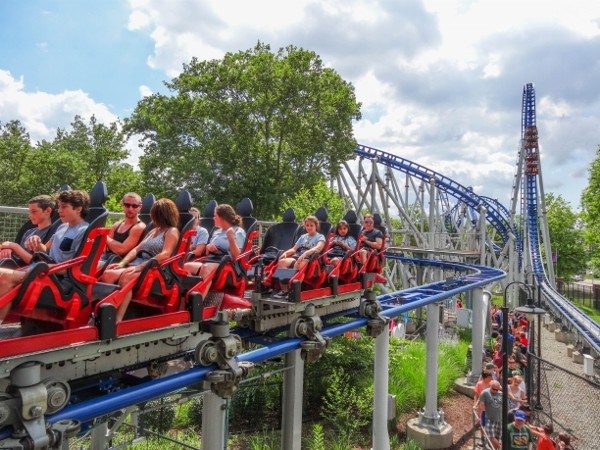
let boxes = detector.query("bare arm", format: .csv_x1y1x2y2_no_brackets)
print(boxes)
226,228,242,259
106,222,146,256
300,240,325,259
1,242,33,264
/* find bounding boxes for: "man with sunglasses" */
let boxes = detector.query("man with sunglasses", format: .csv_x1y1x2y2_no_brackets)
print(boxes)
103,193,146,260
474,380,503,449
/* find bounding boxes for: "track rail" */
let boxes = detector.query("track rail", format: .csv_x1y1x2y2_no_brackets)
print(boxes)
522,83,600,354
355,144,512,243
0,256,504,437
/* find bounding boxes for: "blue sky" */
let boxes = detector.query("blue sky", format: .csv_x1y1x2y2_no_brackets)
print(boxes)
0,0,163,116
0,0,599,208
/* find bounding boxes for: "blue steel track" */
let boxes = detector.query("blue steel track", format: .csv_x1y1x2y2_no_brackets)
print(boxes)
522,84,600,354
43,256,505,428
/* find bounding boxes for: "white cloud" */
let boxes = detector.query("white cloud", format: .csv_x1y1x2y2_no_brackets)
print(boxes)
139,84,153,98
0,69,117,142
125,0,600,206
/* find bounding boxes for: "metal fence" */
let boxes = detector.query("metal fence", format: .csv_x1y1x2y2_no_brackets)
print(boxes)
557,281,600,311
529,354,600,450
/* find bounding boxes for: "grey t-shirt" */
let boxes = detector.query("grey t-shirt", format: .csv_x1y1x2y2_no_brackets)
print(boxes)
479,388,503,422
48,222,89,263
20,225,51,247
209,226,246,254
294,233,325,254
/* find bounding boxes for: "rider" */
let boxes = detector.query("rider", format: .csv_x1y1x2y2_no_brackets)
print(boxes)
357,213,384,264
0,190,90,324
101,192,146,262
328,220,357,267
273,215,325,298
101,198,180,322
0,195,56,265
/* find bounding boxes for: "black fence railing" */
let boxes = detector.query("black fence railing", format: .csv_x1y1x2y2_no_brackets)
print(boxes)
557,281,600,311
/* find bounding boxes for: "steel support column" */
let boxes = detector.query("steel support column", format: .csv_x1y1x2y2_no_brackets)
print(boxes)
90,422,109,450
421,302,442,426
469,287,485,384
373,323,390,450
202,391,227,450
281,349,305,450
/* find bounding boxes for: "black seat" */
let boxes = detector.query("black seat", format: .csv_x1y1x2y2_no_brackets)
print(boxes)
176,191,194,232
86,181,109,224
236,197,257,233
139,194,156,225
261,208,300,255
373,213,388,238
200,199,217,235
343,210,362,240
315,207,332,236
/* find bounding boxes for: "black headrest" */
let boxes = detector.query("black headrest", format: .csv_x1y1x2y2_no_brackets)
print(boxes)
175,190,193,212
236,198,254,217
315,207,328,222
203,199,218,217
373,213,383,227
343,210,358,224
141,194,155,214
89,181,108,207
60,184,72,191
282,208,296,223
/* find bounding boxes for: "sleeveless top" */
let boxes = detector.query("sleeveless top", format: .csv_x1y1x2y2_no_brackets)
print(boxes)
113,220,140,243
139,230,166,257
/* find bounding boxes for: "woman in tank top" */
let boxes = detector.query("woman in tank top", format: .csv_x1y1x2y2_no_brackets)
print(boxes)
183,204,245,296
101,199,179,322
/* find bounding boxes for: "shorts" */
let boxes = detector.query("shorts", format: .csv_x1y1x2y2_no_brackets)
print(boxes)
484,420,501,439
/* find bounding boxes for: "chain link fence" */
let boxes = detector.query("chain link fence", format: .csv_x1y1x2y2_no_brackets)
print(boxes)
530,354,600,449
0,206,29,242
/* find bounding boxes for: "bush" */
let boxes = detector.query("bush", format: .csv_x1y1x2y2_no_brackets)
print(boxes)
321,368,373,445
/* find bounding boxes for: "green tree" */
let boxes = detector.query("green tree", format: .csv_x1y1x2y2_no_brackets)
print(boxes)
27,116,141,208
126,42,361,218
545,193,587,279
282,180,346,223
582,146,600,274
0,121,34,205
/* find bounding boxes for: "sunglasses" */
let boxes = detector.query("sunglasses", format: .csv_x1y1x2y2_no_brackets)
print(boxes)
491,388,499,392
364,220,374,223
123,203,141,209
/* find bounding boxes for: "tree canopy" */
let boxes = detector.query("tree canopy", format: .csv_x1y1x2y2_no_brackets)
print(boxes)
126,42,361,218
581,145,600,273
545,193,587,279
0,116,140,208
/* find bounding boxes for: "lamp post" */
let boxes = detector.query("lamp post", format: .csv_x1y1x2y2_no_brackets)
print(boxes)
514,282,546,411
502,281,534,450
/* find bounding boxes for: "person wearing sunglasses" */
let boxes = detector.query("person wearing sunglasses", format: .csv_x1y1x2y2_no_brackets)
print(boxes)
474,380,503,449
101,193,146,263
357,213,384,264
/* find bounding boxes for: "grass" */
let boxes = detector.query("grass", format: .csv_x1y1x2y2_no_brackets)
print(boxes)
388,338,469,413
571,299,600,324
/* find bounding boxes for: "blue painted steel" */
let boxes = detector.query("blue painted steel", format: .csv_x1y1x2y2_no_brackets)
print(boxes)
522,83,600,353
355,145,512,244
0,256,504,440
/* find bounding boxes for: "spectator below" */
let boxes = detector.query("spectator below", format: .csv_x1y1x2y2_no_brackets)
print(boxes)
474,380,503,449
507,410,532,450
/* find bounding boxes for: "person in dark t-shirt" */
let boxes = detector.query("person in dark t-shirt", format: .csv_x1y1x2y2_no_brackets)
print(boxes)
358,213,384,264
0,195,56,265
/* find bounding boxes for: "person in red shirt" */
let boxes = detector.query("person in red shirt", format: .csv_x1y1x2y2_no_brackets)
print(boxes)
530,424,556,450
519,332,529,348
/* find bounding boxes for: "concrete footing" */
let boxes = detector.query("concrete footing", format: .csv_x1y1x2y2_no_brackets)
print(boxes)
453,377,476,398
555,330,572,344
566,345,574,358
406,418,453,449
573,351,584,364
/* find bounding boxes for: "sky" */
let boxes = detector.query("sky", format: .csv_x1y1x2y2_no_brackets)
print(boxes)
0,0,599,209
